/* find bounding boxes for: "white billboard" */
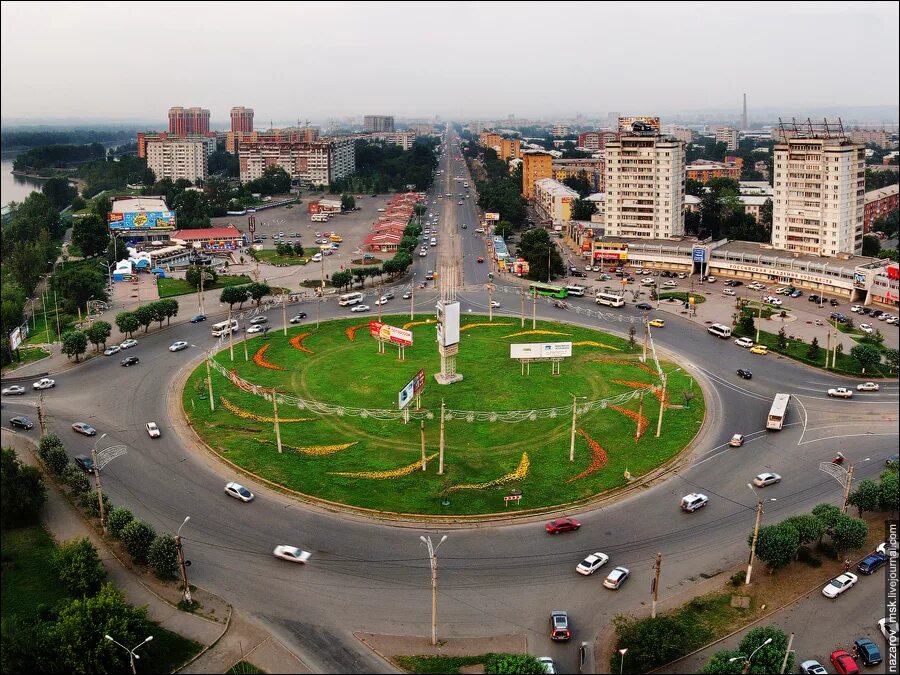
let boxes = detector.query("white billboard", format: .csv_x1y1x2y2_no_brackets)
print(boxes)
485,212,500,221
509,342,573,359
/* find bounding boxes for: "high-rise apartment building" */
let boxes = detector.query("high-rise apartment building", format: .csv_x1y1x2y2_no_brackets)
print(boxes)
225,127,319,154
577,131,619,151
521,152,554,200
364,115,395,133
146,139,208,183
771,125,865,256
603,128,685,239
238,138,355,187
168,106,210,135
715,126,739,151
230,107,254,133
137,131,216,158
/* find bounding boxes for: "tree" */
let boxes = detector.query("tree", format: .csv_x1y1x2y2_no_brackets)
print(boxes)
44,443,70,476
93,194,113,221
1,448,46,529
52,538,106,596
699,650,745,674
750,522,799,572
79,488,111,518
776,327,788,350
220,286,249,309
172,189,211,229
61,329,88,362
71,214,110,258
484,653,548,674
850,343,882,373
120,519,156,564
148,533,179,581
516,228,564,281
830,514,868,554
85,320,112,352
38,432,65,458
185,265,217,290
494,220,515,239
246,282,271,306
42,176,78,211
115,311,140,337
161,298,178,325
400,235,419,252
759,198,773,228
52,265,107,314
263,165,292,194
340,194,356,211
685,178,705,196
107,506,134,539
862,234,882,258
63,464,91,494
149,300,168,328
883,348,900,373
781,514,824,548
610,615,702,674
805,336,821,361
812,503,842,539
331,270,353,290
562,172,592,198
878,470,899,514
134,303,154,333
570,197,597,221
739,315,755,335
738,626,793,674
849,479,880,517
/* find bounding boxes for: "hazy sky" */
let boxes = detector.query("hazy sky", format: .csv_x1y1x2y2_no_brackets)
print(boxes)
1,1,898,124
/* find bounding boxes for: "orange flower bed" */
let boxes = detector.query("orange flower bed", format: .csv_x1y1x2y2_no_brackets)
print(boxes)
567,429,608,483
590,358,659,377
252,344,285,370
345,323,368,341
289,332,314,353
610,404,649,438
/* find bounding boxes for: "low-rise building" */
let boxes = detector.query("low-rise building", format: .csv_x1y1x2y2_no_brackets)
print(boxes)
739,181,773,196
864,183,899,232
715,126,739,151
171,225,245,251
552,158,605,193
848,128,891,148
368,131,417,150
534,178,579,223
686,159,742,183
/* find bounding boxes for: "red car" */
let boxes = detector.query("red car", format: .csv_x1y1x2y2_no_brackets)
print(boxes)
830,649,859,675
477,256,484,263
546,518,581,534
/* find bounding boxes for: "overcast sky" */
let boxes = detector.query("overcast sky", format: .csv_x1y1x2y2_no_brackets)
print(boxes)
1,1,898,125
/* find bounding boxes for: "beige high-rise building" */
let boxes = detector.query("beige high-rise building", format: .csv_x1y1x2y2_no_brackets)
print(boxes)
146,138,208,183
715,126,739,151
603,132,685,239
771,136,865,256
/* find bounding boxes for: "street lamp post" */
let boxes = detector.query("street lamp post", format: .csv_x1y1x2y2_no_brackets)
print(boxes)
419,534,448,646
729,637,773,674
746,484,776,585
410,273,416,320
105,634,153,675
175,516,192,604
569,395,587,462
618,648,628,675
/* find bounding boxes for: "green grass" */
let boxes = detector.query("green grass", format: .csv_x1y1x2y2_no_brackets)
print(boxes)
23,305,74,346
250,248,319,266
157,274,254,299
184,316,704,515
227,661,267,674
142,627,203,673
740,305,778,320
659,292,706,304
394,655,489,674
2,347,50,372
1,525,73,621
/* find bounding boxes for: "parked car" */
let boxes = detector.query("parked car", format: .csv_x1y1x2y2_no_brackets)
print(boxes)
575,552,610,576
857,551,888,575
723,288,736,296
546,517,580,534
822,572,858,598
9,416,34,430
146,422,161,438
827,387,854,398
104,345,121,355
74,454,95,473
859,323,874,334
289,313,308,323
857,382,880,392
734,337,754,348
120,356,139,367
830,298,839,306
536,657,556,675
71,422,97,436
809,294,821,303
850,304,863,313
681,493,709,512
549,611,571,641
224,481,254,502
273,545,311,564
2,385,26,396
830,649,859,675
120,338,138,349
799,660,828,675
603,566,630,590
32,378,55,390
190,314,207,323
246,324,266,334
789,290,802,297
752,472,782,487
169,341,189,352
852,638,882,666
749,345,768,355
878,617,898,643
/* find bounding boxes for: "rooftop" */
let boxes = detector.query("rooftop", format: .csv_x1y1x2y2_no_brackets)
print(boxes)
865,183,899,202
111,197,170,213
171,226,243,240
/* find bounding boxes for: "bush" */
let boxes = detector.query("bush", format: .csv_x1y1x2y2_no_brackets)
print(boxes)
729,570,746,586
739,626,794,674
120,519,156,564
38,433,64,461
611,614,710,673
62,464,91,494
1,448,47,529
484,653,548,674
106,506,134,539
43,445,69,476
148,534,179,581
79,489,111,519
51,537,106,596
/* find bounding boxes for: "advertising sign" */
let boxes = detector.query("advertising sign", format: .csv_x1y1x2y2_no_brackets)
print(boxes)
485,212,500,221
369,321,413,346
108,211,177,231
692,247,707,263
398,368,426,410
510,342,573,360
8,326,24,351
617,116,661,133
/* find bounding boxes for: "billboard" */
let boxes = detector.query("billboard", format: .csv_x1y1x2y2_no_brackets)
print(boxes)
692,247,707,263
618,116,661,133
485,212,500,221
8,325,24,351
369,321,413,346
510,342,573,359
108,211,176,231
398,368,426,410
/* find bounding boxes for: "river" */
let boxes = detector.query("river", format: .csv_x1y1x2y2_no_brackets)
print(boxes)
1,158,49,207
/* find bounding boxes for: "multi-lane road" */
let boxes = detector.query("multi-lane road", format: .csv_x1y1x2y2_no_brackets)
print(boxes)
2,131,897,674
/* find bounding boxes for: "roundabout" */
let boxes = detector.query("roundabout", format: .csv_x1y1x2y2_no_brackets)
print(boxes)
183,316,705,515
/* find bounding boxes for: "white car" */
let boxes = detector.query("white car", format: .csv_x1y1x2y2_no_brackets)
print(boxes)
775,287,789,295
879,617,898,644
351,304,370,313
375,296,390,305
822,572,857,598
273,545,311,564
104,345,121,356
32,378,56,390
146,422,161,438
246,324,266,334
224,481,254,502
827,387,854,399
799,660,828,675
753,472,782,487
763,296,783,306
120,338,138,349
706,276,716,283
249,316,269,325
169,341,189,352
734,337,754,348
2,385,26,396
857,382,880,392
419,249,428,257
576,552,610,576
536,657,557,674
859,323,874,334
490,301,501,308
723,288,736,296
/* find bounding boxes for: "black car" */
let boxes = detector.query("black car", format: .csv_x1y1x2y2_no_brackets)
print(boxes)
808,295,820,302
736,368,753,380
731,280,743,286
289,313,308,323
571,270,587,278
829,298,839,307
190,314,207,323
120,356,139,367
857,551,888,575
635,303,652,311
74,454,95,474
871,309,884,318
9,416,34,430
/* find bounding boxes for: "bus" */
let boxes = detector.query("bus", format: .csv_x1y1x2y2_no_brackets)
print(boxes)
766,393,791,431
707,323,732,338
564,284,586,297
211,319,239,337
595,291,625,307
338,292,364,306
529,282,568,299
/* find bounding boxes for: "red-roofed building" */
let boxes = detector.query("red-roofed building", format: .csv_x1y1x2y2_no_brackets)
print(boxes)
364,230,404,252
171,226,245,251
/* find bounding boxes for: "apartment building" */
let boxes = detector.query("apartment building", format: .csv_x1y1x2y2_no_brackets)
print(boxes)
686,159,741,183
603,130,685,239
864,183,899,232
715,126,739,151
146,139,208,183
577,131,619,151
848,128,891,148
534,178,579,223
137,131,216,158
226,127,319,154
168,106,210,135
238,137,355,186
230,107,254,133
552,158,605,192
771,133,865,256
364,115,395,133
521,151,554,200
368,131,418,150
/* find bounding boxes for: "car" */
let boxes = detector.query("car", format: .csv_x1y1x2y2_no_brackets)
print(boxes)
571,270,587,278
71,422,97,436
830,649,859,675
827,387,853,398
375,296,391,306
730,434,745,447
753,472,781,487
246,324,266,334
774,286,788,295
190,314,207,323
2,385,25,396
722,288,736,296
799,660,828,675
476,256,484,263
603,566,630,589
490,301,501,308
885,453,900,467
74,454,95,473
249,316,268,325
648,319,665,328
536,657,556,675
402,292,412,300
749,345,768,355
120,338,138,349
426,271,434,280
822,572,858,598
169,341,189,352
681,493,709,512
878,617,898,644
830,298,839,306
830,312,847,323
9,416,34,430
549,611,571,641
857,382,880,392
146,422,161,438
289,313,308,323
877,541,897,556
273,545,312,564
678,272,688,279
857,551,888,575
705,276,716,283
635,302,652,311
32,378,55,390
734,337,754,348
859,323,874,334
850,304,863,313
545,517,581,534
763,296,783,306
104,344,122,356
419,249,428,257
224,481,254,502
576,552,610,576
853,638,882,666
808,294,821,303
350,304,370,313
120,356,139,367
789,290,802,298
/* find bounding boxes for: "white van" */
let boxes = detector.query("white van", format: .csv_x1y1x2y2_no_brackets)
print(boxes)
338,292,364,306
211,319,239,337
564,284,585,297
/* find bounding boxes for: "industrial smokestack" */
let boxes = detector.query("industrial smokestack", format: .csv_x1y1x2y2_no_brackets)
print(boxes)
742,93,748,130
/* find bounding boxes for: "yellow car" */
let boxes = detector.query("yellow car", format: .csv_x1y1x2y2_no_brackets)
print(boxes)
648,319,665,328
749,345,769,355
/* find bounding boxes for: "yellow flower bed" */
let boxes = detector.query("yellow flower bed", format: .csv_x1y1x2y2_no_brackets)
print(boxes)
219,396,316,423
448,452,530,491
573,340,621,351
329,453,438,479
502,330,572,338
459,322,513,332
291,442,358,456
402,319,436,331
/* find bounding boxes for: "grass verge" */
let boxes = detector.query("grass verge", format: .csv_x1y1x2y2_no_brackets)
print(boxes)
227,661,267,674
394,654,489,674
2,347,50,372
249,248,319,266
158,274,254,299
659,292,706,304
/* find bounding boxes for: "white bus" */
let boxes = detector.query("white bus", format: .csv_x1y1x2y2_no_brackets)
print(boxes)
211,319,239,337
766,393,791,430
707,323,732,338
565,284,586,297
595,291,625,307
338,292,364,306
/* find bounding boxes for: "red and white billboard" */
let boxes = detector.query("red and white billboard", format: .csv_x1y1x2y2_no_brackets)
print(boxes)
369,321,413,346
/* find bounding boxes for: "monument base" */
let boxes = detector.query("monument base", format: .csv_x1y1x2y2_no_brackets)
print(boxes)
434,372,464,385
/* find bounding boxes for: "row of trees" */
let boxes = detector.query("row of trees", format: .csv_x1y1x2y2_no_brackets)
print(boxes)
2,128,138,150
331,138,439,194
330,223,417,290
685,177,771,242
700,626,793,674
113,299,180,338
78,154,155,198
219,282,272,309
13,143,107,173
464,144,527,226
1,192,64,295
516,228,566,282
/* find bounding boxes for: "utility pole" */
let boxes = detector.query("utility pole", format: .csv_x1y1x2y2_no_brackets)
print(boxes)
410,274,416,320
228,306,234,361
438,399,446,475
569,394,580,462
419,535,448,646
282,293,287,336
519,289,525,327
780,633,794,674
92,444,108,535
272,388,283,454
198,266,205,315
635,394,645,442
825,329,832,369
532,290,537,329
242,328,249,361
655,373,667,438
205,357,215,411
746,497,764,585
176,517,192,603
642,325,649,363
841,463,855,513
487,283,494,321
755,298,762,344
420,419,427,471
651,552,662,618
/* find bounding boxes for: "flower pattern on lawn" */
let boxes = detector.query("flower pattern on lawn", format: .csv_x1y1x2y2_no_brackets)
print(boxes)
459,322,513,332
567,429,608,483
289,332,314,353
610,404,649,438
448,452,530,491
402,319,436,331
252,344,285,370
572,340,621,351
502,330,572,338
345,323,368,341
330,453,438,478
219,396,316,423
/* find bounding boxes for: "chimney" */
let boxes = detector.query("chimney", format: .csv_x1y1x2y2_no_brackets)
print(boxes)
741,94,748,131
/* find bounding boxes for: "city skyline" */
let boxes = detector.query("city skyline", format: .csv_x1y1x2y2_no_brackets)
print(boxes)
1,1,898,123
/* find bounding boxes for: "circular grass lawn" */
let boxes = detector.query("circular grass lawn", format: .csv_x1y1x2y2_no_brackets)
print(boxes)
183,315,704,515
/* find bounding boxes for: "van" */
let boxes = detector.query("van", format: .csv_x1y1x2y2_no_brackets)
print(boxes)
681,493,709,512
564,285,585,297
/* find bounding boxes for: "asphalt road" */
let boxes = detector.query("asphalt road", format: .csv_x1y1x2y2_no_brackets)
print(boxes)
3,132,898,674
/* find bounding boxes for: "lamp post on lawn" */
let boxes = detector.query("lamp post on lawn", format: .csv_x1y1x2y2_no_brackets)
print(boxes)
618,648,628,674
104,634,153,675
569,394,588,462
729,637,773,674
92,433,108,534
